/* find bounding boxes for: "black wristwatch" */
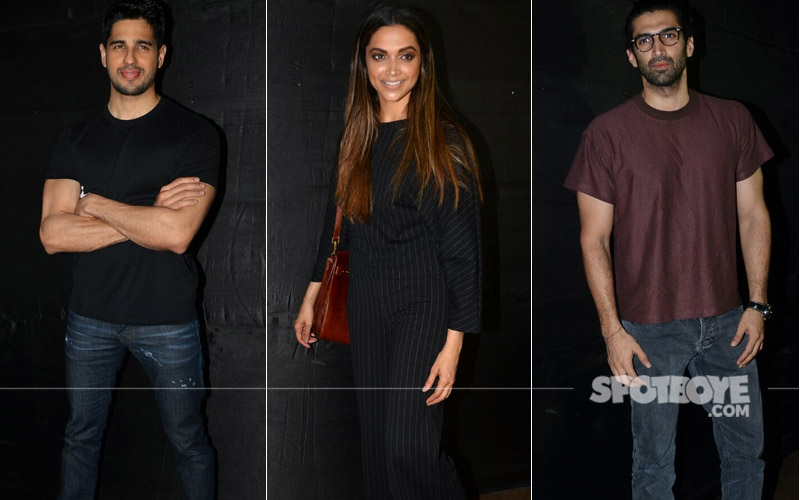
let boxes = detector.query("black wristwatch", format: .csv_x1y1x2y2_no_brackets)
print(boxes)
746,300,773,321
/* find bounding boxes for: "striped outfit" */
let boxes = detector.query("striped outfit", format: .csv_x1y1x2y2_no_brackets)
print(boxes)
312,120,482,499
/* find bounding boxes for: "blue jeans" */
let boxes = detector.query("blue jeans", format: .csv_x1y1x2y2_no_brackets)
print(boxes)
58,311,215,500
623,306,763,500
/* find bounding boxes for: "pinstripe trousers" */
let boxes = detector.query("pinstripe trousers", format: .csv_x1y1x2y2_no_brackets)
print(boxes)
348,272,466,500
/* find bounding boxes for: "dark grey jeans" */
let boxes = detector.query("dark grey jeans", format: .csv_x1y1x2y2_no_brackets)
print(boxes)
623,306,763,500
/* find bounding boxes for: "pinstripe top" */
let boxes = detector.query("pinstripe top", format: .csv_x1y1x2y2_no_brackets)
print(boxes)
312,120,482,333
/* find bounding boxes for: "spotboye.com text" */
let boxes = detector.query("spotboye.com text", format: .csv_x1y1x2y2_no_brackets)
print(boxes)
589,375,751,417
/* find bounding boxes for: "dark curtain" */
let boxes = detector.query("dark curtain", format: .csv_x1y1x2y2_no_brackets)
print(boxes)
0,1,265,499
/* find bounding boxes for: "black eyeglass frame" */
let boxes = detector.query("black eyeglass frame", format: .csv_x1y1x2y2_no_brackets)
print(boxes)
630,27,682,52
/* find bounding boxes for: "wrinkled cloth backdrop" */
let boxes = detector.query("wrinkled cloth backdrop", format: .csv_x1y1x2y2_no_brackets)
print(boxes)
0,1,265,499
267,0,531,498
533,1,797,498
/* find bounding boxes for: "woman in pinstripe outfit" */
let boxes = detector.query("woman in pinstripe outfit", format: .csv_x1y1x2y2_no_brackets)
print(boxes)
294,7,482,499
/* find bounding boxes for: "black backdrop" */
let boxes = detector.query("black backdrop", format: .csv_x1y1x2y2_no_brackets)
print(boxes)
0,1,265,499
533,1,797,499
0,1,794,499
267,0,531,498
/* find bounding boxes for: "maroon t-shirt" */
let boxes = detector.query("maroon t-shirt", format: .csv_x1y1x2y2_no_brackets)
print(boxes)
565,90,773,324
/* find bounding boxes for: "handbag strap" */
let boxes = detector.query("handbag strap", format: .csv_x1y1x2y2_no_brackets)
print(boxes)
330,206,343,256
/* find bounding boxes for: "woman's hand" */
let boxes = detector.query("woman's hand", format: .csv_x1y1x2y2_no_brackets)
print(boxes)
294,282,321,348
422,329,464,405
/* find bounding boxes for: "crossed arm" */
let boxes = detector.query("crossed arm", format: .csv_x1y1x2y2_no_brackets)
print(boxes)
39,177,214,255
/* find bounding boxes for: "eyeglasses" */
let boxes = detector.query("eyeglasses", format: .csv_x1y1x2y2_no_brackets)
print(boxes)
631,27,682,52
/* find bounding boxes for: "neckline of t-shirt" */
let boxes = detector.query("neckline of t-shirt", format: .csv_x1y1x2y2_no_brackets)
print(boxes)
634,89,698,120
103,97,167,126
378,119,406,127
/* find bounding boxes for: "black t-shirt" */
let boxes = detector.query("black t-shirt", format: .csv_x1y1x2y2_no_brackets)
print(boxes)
47,97,220,325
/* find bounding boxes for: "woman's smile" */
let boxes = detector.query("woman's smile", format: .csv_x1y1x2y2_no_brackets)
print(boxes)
366,24,421,122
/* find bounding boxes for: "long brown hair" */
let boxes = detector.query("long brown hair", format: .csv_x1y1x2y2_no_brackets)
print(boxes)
336,7,482,223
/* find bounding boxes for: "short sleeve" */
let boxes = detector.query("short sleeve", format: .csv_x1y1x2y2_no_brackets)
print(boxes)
734,104,774,181
564,127,616,204
46,127,78,181
177,118,221,188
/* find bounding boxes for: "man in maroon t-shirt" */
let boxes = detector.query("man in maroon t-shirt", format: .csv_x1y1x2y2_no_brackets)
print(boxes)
565,1,772,498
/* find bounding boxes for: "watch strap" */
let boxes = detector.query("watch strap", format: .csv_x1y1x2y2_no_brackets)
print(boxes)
746,300,772,320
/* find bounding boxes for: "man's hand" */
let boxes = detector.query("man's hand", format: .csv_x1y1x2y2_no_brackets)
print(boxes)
73,176,207,218
155,177,207,209
68,179,215,254
731,308,765,368
606,327,651,386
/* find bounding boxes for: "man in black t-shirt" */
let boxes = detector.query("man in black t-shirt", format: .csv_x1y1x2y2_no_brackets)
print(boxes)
39,2,218,499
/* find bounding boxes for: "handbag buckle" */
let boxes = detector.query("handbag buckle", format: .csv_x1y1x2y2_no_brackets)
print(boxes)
330,236,339,256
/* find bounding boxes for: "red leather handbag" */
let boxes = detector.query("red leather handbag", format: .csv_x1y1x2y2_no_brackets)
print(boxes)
311,207,350,344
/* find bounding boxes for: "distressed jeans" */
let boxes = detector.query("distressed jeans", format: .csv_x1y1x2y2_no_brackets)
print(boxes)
623,306,763,500
58,311,215,500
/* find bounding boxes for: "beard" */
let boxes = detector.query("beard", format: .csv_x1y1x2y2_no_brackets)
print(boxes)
636,49,688,88
109,66,156,96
